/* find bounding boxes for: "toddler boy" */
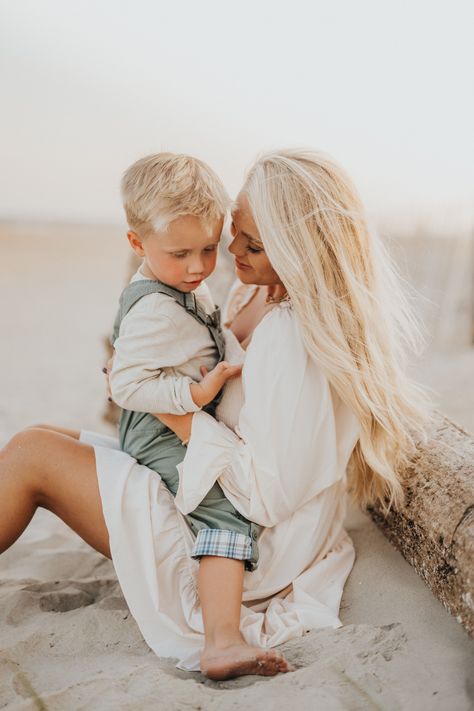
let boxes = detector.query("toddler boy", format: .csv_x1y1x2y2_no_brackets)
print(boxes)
109,154,260,671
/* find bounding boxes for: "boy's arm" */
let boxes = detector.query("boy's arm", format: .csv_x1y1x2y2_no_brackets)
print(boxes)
154,412,194,444
110,299,201,415
155,362,242,440
189,362,242,408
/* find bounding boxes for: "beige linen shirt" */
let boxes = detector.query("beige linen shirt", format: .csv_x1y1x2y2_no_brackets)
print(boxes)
110,268,218,415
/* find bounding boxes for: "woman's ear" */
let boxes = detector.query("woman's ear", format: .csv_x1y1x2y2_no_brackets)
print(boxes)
127,231,146,257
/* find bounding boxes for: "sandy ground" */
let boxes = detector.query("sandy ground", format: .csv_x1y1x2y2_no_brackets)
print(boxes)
0,222,473,710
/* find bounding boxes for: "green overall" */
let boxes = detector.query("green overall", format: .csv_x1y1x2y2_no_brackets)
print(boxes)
112,279,259,569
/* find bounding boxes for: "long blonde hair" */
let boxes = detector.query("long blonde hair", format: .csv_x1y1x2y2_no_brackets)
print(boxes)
243,149,429,511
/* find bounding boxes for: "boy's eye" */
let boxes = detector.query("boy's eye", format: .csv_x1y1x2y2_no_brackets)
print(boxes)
173,252,188,258
204,245,217,253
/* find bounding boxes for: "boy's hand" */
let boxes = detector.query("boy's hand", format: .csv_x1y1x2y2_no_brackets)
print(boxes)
190,362,243,408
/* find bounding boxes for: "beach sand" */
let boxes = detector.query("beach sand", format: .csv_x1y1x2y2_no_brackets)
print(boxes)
0,223,473,710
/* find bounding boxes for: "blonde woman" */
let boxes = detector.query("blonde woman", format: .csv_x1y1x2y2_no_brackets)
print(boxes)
0,150,427,680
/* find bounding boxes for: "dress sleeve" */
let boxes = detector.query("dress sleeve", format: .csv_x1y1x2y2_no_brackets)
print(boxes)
110,296,200,415
175,306,346,527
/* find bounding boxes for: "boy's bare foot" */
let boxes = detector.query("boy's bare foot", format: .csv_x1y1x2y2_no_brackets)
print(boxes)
201,642,291,681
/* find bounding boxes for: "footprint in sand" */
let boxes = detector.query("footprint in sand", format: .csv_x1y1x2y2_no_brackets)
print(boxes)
21,579,122,613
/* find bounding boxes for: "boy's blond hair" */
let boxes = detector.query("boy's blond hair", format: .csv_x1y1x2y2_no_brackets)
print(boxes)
121,153,230,237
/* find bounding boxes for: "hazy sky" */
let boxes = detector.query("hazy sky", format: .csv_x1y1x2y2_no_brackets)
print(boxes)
1,0,474,232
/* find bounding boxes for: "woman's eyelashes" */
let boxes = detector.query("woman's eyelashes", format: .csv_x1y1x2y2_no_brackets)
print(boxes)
230,221,264,254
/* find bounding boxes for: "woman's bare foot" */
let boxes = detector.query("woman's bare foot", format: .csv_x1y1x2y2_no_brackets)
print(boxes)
201,642,291,681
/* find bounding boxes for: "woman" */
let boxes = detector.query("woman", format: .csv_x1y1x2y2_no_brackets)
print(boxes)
0,149,427,679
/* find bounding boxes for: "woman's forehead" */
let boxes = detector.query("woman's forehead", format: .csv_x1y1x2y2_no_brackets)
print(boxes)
231,193,252,223
231,203,263,244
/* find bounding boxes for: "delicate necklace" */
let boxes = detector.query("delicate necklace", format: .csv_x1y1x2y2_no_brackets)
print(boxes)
265,289,290,305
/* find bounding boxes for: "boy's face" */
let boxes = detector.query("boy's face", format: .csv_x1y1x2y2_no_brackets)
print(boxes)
128,215,223,292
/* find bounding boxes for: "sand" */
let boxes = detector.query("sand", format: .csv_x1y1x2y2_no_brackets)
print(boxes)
0,222,473,710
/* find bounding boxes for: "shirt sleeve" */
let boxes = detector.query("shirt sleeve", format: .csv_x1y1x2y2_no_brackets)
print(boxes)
175,306,352,527
110,296,201,415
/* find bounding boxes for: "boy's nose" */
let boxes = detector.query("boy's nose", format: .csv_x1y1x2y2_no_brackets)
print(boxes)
188,256,204,274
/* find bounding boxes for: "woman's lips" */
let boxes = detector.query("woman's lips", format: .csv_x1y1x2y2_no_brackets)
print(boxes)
235,259,251,271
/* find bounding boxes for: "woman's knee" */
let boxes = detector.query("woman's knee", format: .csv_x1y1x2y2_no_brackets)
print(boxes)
2,428,37,458
2,426,48,453
1,427,44,466
0,428,53,496
1,426,80,471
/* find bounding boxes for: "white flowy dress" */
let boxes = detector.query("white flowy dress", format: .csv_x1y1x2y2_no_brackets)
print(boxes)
81,291,360,671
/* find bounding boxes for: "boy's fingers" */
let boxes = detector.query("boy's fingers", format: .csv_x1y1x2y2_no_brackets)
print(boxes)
200,365,208,377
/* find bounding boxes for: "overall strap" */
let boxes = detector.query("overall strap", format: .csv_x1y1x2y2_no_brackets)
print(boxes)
112,279,226,361
119,279,201,320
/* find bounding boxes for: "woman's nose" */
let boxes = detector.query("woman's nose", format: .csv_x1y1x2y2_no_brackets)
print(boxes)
228,234,245,256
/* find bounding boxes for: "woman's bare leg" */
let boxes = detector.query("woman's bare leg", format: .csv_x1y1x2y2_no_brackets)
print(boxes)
0,427,110,557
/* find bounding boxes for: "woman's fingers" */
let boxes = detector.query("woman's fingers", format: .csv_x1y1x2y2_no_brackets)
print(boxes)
103,353,115,400
216,362,243,377
222,363,243,379
199,361,242,385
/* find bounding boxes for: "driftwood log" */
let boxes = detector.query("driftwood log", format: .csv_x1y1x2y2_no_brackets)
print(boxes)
370,414,474,636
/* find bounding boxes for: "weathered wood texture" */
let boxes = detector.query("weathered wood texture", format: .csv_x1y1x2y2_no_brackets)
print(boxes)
370,414,474,636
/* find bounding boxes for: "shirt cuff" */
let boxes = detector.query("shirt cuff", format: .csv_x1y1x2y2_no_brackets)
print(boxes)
179,379,202,414
191,529,253,562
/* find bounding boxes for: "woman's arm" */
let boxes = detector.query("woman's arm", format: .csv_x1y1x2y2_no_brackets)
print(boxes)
175,307,360,527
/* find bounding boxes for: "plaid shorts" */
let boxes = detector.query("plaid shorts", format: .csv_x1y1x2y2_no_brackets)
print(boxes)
192,528,255,571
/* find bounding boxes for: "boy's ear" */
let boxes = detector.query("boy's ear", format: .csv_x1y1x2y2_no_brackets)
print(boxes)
127,231,145,257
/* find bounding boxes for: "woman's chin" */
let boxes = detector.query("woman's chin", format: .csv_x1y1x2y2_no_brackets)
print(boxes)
235,268,255,284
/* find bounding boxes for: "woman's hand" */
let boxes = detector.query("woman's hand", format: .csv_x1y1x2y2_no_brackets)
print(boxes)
154,412,194,445
102,355,115,401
